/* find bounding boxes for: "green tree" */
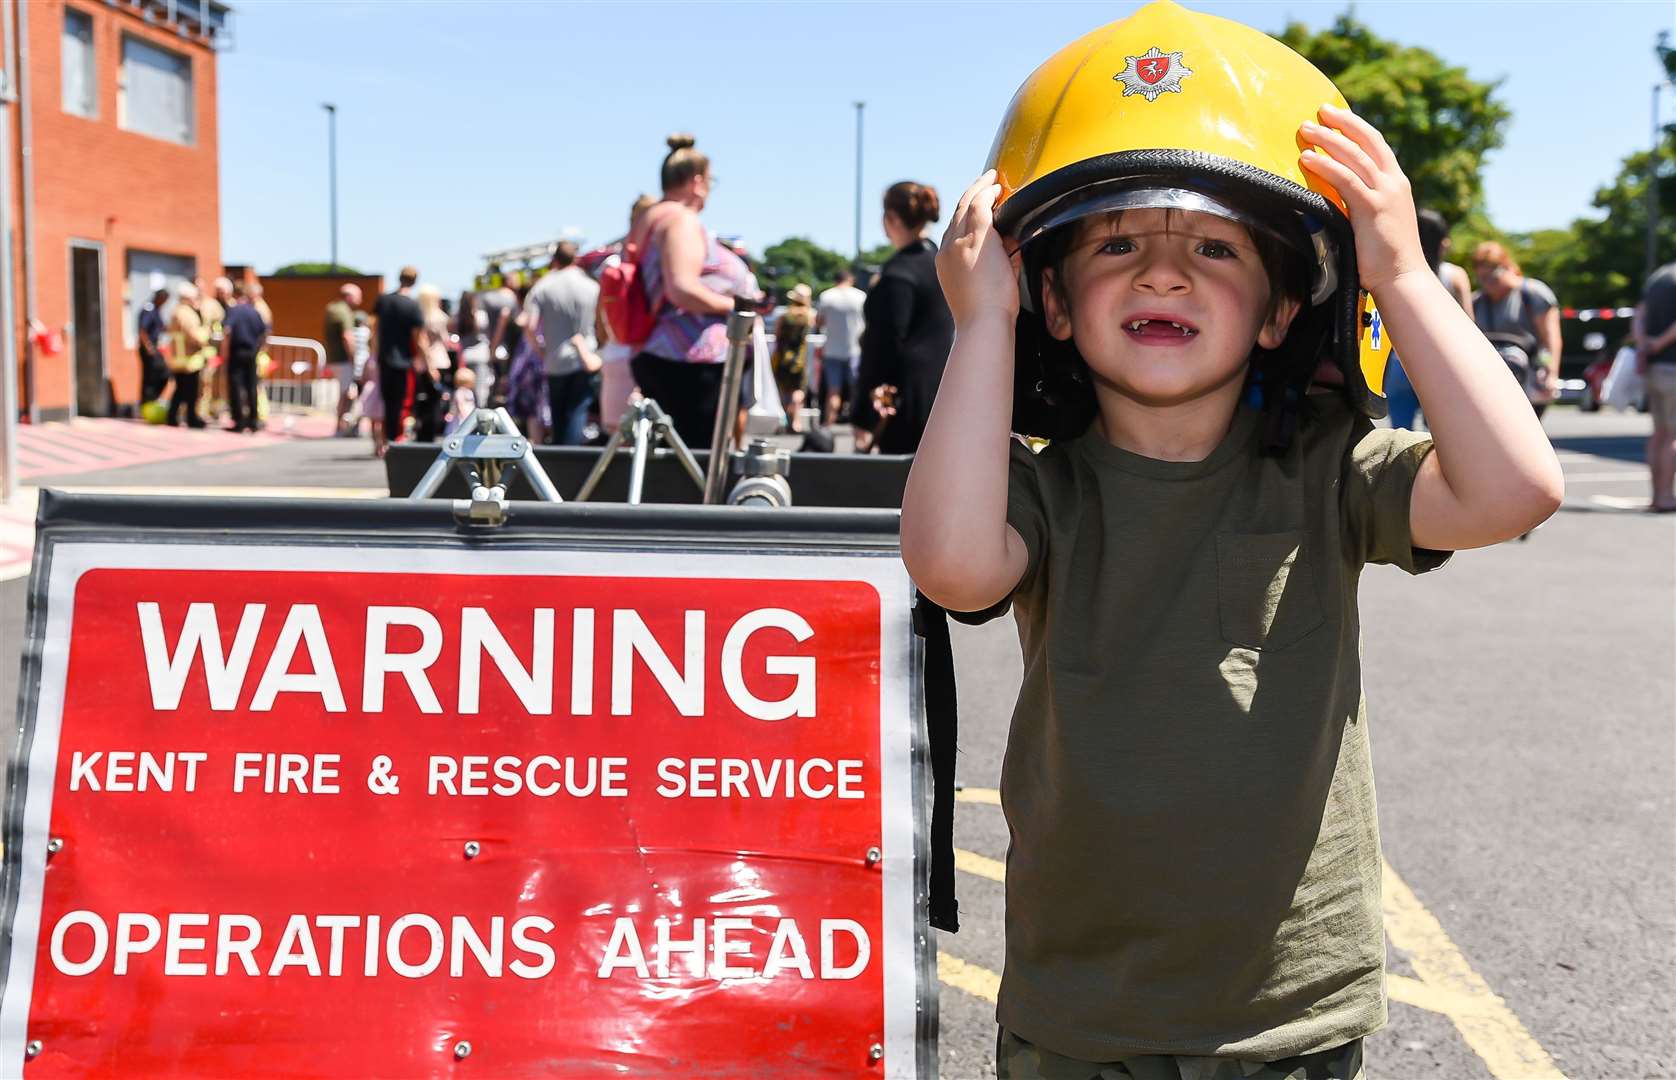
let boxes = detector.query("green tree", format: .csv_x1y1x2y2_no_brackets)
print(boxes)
758,237,851,299
1444,206,1505,273
1515,143,1676,312
1451,139,1674,360
271,262,367,277
860,242,898,277
1509,228,1576,291
1471,33,1675,318
1277,14,1511,225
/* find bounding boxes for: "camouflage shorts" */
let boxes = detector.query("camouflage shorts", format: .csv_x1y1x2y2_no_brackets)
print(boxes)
995,1029,1365,1080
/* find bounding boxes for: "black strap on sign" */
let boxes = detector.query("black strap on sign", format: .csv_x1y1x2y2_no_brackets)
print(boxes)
912,590,959,933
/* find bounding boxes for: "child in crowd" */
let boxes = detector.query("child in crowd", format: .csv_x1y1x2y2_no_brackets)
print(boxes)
445,366,479,435
360,356,385,459
900,3,1562,1077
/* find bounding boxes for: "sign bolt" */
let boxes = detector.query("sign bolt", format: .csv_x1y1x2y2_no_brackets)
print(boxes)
25,1041,41,1059
463,841,481,860
453,1040,472,1060
865,847,882,866
868,1043,884,1063
46,837,63,855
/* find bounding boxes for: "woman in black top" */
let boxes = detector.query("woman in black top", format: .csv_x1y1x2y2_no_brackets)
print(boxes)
853,181,956,454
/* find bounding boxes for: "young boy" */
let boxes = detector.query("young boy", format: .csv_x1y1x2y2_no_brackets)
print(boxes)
900,3,1563,1077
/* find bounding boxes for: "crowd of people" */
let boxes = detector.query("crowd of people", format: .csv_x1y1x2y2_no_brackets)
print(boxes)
135,275,273,432
321,136,966,460
307,130,1676,522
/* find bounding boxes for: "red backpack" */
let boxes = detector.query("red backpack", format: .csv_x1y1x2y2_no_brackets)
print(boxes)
598,243,659,348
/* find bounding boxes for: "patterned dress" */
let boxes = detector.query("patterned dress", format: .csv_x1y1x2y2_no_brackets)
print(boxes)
638,223,758,364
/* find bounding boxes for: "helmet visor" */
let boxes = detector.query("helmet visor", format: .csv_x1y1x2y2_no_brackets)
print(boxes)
1014,182,1280,248
1013,180,1338,309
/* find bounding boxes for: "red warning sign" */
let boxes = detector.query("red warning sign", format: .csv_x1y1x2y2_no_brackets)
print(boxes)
1,545,921,1077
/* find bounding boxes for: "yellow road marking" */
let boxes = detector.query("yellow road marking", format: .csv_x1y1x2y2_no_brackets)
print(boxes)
1382,862,1566,1078
955,847,1006,883
1387,973,1501,1018
938,951,1001,1003
952,789,1566,1080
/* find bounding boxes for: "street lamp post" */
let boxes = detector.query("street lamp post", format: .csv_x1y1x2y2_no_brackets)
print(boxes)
323,103,339,273
853,101,865,263
1649,82,1664,282
1649,33,1673,282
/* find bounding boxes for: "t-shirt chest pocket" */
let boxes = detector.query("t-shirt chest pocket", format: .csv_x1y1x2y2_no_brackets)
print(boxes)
1215,531,1325,651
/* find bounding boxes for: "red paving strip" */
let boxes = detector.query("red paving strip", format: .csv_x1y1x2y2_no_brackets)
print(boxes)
0,499,35,580
15,417,333,481
56,426,170,454
13,430,116,464
20,433,204,473
2,414,342,578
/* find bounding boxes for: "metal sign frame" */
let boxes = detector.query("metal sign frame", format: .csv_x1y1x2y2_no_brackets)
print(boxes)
1,492,936,1078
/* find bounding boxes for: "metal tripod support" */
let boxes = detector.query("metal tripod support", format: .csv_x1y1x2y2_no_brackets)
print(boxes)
703,299,761,504
574,397,706,504
407,407,562,525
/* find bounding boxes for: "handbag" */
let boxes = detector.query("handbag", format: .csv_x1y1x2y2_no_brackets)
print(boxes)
744,317,786,435
1601,345,1644,411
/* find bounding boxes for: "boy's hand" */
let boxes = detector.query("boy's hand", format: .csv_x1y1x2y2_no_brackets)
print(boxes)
938,170,1019,327
1297,105,1428,294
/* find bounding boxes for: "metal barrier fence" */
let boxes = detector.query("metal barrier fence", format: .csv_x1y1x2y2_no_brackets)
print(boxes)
254,328,837,431
261,336,335,419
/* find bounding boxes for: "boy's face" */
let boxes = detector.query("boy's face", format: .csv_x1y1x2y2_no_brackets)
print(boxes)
1041,208,1298,408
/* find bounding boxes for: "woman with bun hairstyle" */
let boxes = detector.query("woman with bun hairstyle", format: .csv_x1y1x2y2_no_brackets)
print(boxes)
852,181,956,454
628,134,761,447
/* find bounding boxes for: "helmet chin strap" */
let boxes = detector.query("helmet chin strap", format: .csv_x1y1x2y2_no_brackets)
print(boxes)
1307,224,1339,306
1016,263,1037,314
1257,310,1334,456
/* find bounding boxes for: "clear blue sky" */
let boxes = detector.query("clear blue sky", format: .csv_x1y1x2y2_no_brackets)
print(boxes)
218,1,1673,297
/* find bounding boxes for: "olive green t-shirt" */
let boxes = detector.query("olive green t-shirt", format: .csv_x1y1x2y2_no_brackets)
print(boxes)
324,299,355,367
964,393,1448,1061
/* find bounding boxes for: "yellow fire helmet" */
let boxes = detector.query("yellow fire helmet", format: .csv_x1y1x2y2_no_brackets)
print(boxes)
988,0,1392,443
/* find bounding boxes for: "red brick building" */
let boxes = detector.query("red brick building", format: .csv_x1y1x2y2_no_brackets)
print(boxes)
4,0,229,421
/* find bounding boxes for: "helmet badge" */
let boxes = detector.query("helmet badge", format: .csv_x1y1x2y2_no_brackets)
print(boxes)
1114,47,1192,101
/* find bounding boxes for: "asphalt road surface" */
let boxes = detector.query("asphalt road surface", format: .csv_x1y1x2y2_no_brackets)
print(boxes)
2,406,1670,1079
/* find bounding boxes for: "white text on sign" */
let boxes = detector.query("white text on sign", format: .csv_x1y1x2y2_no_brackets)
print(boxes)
46,911,874,984
136,603,820,720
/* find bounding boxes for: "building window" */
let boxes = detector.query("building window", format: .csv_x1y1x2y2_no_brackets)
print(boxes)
62,9,96,119
118,35,193,145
